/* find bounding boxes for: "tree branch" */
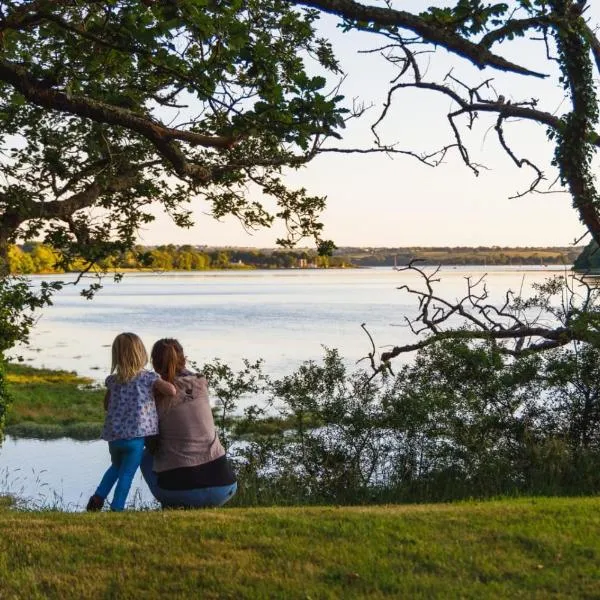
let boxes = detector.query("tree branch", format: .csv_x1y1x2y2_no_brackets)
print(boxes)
295,0,548,78
374,261,600,368
0,170,139,234
0,60,235,183
480,16,559,48
582,22,600,76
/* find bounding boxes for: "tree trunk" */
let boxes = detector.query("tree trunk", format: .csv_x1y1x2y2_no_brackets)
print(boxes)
0,235,10,278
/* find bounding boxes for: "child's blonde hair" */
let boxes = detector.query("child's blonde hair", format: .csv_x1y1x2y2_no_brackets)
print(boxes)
111,332,148,382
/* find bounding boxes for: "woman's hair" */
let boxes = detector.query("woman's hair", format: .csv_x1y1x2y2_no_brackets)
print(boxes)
111,332,148,382
151,338,186,384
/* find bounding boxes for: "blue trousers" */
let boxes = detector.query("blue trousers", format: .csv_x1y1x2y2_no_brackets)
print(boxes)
95,437,145,511
140,452,237,509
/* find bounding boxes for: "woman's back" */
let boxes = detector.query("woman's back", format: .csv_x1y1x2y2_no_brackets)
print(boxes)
154,372,225,472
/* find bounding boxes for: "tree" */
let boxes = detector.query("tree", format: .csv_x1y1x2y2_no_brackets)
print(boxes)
0,0,352,271
0,1,356,344
573,239,600,270
0,0,356,436
288,0,600,363
295,0,600,243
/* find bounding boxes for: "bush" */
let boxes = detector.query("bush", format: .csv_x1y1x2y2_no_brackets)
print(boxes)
206,341,600,505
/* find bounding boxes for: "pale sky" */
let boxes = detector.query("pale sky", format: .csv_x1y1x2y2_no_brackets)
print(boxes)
137,1,600,249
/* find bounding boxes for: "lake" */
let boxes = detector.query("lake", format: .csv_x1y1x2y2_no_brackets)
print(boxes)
0,265,572,509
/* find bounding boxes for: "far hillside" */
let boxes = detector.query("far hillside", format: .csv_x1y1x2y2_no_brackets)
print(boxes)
335,246,582,267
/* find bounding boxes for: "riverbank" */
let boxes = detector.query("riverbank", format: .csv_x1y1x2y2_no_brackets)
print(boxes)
0,496,597,598
5,363,104,439
4,363,293,440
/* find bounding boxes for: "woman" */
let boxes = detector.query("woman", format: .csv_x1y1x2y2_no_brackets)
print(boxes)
140,338,237,508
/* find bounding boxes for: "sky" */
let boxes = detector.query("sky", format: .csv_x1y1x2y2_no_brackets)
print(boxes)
137,1,600,249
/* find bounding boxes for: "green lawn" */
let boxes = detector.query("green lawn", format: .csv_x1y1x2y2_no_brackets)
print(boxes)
0,497,598,599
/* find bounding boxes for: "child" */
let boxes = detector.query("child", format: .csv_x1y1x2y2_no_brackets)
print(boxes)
86,332,176,512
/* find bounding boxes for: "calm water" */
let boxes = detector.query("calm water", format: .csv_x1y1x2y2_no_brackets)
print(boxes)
0,266,572,509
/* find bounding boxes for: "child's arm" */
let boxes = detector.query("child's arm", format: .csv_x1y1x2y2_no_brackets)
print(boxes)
153,378,177,397
103,390,110,411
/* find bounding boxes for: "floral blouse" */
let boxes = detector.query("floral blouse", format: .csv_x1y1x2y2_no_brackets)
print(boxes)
101,370,159,442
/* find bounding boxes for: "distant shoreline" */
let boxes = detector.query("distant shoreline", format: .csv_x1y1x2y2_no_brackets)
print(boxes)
8,242,583,276
20,264,576,278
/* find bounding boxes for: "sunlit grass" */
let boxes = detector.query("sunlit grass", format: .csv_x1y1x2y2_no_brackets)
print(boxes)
5,363,105,438
4,363,294,440
0,497,598,598
0,494,14,508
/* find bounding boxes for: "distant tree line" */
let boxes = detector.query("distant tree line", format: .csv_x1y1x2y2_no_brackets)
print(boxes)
336,246,584,267
5,243,350,274
6,243,587,275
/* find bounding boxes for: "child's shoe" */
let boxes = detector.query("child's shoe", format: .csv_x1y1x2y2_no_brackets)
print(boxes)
86,494,105,512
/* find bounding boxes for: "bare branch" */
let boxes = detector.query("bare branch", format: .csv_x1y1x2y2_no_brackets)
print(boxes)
317,144,458,167
494,114,545,198
365,262,600,374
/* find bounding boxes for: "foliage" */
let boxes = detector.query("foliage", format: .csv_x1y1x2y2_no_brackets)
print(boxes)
0,276,63,440
573,239,600,271
224,343,600,505
0,0,347,385
6,338,600,503
541,344,600,451
0,0,345,259
200,358,269,449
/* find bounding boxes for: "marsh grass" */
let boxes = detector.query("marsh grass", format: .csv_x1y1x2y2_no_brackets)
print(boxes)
0,497,598,599
5,363,105,438
3,363,291,440
0,466,74,511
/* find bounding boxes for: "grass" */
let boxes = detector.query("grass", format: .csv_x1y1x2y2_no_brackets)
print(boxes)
0,494,14,508
4,363,105,438
4,363,297,440
0,497,598,599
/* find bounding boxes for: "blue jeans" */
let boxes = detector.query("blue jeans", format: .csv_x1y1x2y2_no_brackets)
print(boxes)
95,437,145,511
140,452,237,509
